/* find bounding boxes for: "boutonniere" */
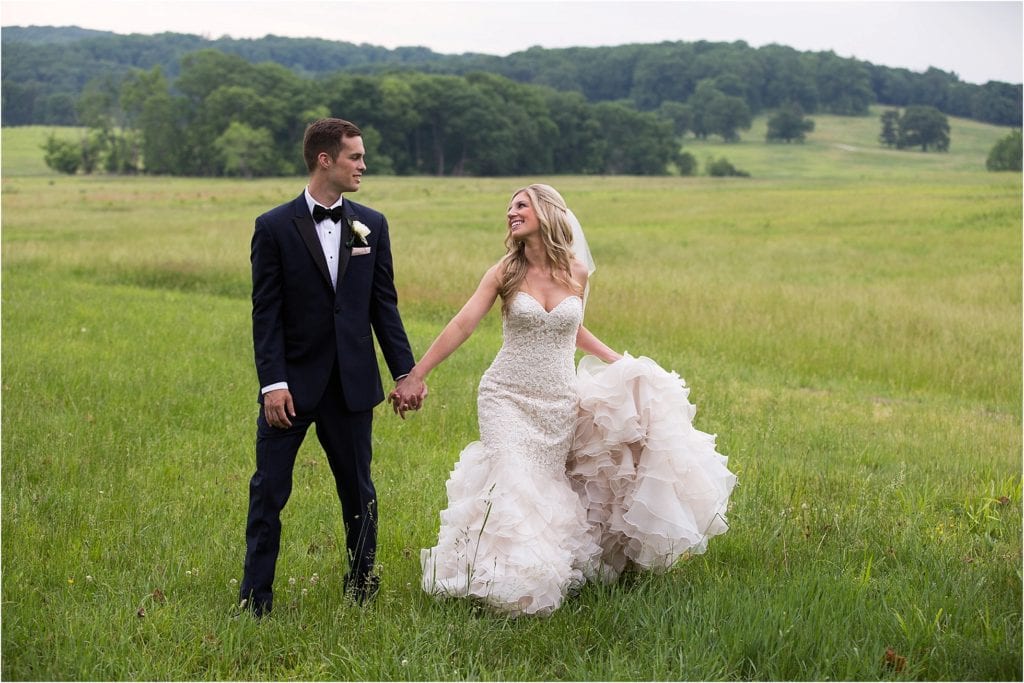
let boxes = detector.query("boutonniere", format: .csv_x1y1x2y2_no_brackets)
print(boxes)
346,218,371,248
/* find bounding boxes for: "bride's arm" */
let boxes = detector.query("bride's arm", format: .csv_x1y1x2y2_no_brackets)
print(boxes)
571,261,622,363
576,325,622,363
407,263,502,383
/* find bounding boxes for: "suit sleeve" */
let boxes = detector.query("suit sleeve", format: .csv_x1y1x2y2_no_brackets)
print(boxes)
251,216,288,390
368,215,416,380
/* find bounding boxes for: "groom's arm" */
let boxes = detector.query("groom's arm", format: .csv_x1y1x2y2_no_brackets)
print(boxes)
251,216,295,426
367,214,416,379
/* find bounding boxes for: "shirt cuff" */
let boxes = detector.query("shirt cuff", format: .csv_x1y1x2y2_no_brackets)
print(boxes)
261,382,289,395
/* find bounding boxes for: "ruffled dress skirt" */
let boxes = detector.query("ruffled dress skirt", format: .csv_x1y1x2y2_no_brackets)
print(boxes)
568,354,737,581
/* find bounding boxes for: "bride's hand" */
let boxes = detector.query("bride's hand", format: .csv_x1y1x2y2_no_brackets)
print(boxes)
391,374,427,419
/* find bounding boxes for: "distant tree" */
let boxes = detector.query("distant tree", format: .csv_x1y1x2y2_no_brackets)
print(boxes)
592,101,677,174
688,80,751,141
630,44,698,109
544,89,604,174
76,74,123,130
897,105,950,151
137,91,187,174
78,129,105,174
971,81,1023,127
675,150,698,176
38,92,78,124
101,128,141,174
766,102,815,142
706,157,749,177
1,81,43,126
688,80,720,139
879,109,900,147
214,122,282,178
708,93,752,142
759,44,818,111
986,130,1022,171
813,52,873,115
42,134,80,174
655,100,692,137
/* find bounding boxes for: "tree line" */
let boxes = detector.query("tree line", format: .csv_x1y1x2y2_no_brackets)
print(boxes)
3,26,1021,129
42,50,694,177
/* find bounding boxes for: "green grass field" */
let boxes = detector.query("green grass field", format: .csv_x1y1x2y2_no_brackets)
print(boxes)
2,112,1021,680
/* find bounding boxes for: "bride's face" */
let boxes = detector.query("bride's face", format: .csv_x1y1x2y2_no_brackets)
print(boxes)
507,192,541,241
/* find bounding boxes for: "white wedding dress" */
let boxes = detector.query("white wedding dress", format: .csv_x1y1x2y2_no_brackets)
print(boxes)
420,291,736,616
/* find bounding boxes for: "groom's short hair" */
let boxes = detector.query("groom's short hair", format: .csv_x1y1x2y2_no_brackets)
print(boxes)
303,118,362,172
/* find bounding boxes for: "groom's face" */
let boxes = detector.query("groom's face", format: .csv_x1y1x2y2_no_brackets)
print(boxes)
326,135,366,193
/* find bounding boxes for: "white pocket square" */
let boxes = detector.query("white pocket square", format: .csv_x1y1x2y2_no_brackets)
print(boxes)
352,247,371,256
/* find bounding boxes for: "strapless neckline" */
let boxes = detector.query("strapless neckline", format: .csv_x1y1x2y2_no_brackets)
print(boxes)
515,290,581,314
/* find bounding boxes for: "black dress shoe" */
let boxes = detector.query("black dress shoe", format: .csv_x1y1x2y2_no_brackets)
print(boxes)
344,574,380,605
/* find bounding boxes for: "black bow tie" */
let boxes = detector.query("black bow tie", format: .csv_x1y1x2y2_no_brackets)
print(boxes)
312,204,345,223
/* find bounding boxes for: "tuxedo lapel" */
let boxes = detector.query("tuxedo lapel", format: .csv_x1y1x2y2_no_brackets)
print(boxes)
335,200,355,288
292,197,333,289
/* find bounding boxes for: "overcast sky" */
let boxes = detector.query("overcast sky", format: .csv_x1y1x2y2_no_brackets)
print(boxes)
2,0,1021,85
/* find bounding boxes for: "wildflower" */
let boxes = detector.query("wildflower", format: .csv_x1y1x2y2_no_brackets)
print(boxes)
85,575,94,583
401,658,409,666
288,577,297,586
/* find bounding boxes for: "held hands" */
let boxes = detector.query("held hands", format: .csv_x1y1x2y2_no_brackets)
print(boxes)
389,374,428,419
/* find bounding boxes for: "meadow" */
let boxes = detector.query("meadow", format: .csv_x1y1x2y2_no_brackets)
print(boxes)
1,111,1021,680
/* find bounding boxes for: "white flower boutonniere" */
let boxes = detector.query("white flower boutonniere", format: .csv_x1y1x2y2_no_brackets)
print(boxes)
347,219,371,247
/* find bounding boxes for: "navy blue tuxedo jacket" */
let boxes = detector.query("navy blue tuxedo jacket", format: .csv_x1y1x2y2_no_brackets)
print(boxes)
251,192,415,413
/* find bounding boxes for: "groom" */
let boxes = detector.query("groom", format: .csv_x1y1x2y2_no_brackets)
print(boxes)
240,118,425,615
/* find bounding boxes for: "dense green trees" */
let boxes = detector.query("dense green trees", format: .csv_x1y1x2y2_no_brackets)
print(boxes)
42,57,690,177
4,27,1021,130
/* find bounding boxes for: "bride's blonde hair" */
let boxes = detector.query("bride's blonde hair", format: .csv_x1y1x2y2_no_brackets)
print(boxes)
498,184,582,316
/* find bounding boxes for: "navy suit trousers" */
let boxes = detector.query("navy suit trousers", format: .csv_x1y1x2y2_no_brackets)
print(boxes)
240,368,376,613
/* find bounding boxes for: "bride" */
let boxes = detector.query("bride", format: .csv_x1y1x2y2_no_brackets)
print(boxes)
393,184,736,616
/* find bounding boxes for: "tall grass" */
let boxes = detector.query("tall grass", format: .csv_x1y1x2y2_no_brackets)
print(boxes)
2,114,1021,680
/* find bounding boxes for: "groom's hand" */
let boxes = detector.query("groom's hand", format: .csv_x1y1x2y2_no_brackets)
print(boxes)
390,376,427,419
263,388,296,429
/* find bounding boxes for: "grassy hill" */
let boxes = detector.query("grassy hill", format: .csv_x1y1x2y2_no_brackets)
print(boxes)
686,106,1014,180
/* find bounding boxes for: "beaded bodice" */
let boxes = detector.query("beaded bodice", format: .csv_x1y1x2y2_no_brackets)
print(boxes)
476,291,583,472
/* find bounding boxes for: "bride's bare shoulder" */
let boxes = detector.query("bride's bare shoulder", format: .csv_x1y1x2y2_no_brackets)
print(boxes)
480,261,506,289
570,258,589,286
